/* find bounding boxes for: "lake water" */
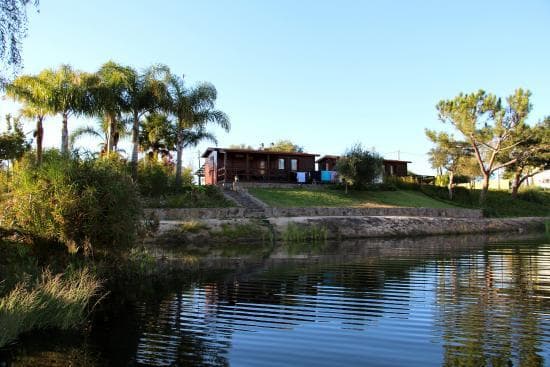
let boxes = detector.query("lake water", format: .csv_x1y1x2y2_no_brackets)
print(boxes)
2,233,549,366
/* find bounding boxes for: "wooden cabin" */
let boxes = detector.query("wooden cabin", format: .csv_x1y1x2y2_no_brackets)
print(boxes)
382,159,410,177
316,155,411,177
202,147,319,185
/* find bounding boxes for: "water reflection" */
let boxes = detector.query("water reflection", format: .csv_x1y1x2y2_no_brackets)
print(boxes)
2,233,549,366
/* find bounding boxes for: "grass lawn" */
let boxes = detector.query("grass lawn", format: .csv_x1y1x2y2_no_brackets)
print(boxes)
248,187,457,208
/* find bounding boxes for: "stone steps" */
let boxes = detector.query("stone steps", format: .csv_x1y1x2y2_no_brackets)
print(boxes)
223,189,265,212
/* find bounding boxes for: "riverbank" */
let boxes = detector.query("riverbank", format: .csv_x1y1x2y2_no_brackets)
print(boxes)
150,215,548,245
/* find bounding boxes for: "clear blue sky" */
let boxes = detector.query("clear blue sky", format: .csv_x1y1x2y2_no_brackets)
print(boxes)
1,0,549,174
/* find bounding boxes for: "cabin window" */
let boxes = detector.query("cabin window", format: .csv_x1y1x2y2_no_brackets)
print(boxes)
291,159,298,171
278,158,285,170
389,165,394,175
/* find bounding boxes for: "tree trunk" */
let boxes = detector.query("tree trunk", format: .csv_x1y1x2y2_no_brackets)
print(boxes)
36,116,44,165
175,129,184,188
447,171,454,200
479,173,490,204
106,114,117,154
130,110,139,180
511,171,521,199
61,112,69,155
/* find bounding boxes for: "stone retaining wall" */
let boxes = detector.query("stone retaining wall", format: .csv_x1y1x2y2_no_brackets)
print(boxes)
264,207,482,218
146,206,483,220
268,216,547,240
151,216,547,245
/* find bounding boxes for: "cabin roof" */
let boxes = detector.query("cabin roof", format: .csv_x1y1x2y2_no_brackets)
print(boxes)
201,147,320,158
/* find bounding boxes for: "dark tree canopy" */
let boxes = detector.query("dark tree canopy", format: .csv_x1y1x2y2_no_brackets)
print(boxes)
0,0,39,84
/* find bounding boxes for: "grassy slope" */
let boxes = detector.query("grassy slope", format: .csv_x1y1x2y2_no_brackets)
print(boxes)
248,188,457,208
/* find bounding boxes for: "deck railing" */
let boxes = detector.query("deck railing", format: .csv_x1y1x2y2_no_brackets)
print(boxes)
217,167,316,183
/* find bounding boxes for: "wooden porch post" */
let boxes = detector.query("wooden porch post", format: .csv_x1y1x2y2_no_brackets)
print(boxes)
267,154,270,181
223,152,227,184
246,153,250,181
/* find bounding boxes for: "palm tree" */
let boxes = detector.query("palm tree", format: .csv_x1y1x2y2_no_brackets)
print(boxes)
90,61,133,154
5,73,51,164
39,65,87,154
167,75,230,186
70,116,130,154
139,113,176,161
126,64,171,179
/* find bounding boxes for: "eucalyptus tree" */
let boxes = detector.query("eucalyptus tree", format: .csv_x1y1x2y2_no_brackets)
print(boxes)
5,72,50,163
436,89,532,204
126,64,170,179
39,64,88,154
167,75,230,186
0,0,39,84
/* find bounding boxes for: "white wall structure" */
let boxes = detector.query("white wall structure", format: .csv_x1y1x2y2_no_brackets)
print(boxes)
532,170,550,189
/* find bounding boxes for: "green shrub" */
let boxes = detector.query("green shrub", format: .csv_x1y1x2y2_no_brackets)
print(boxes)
518,188,550,205
0,150,143,253
137,161,171,197
143,185,232,208
137,161,195,197
385,175,421,190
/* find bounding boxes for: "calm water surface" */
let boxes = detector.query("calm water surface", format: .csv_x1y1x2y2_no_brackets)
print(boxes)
2,234,550,366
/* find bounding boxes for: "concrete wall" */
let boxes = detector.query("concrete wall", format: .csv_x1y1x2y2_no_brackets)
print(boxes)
146,206,483,220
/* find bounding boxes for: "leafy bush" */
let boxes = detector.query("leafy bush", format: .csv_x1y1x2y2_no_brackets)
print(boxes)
137,161,194,197
137,161,171,196
518,188,550,205
385,175,421,190
143,185,232,208
0,151,143,253
335,144,384,188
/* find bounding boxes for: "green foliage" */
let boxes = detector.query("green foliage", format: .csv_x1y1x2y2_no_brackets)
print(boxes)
137,160,194,197
0,114,30,162
142,184,233,208
434,174,471,187
335,144,384,188
281,223,328,244
179,220,208,233
436,89,533,203
0,267,101,348
265,139,303,152
0,0,39,82
1,151,143,253
137,161,172,196
211,222,269,242
419,185,549,217
517,188,550,205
